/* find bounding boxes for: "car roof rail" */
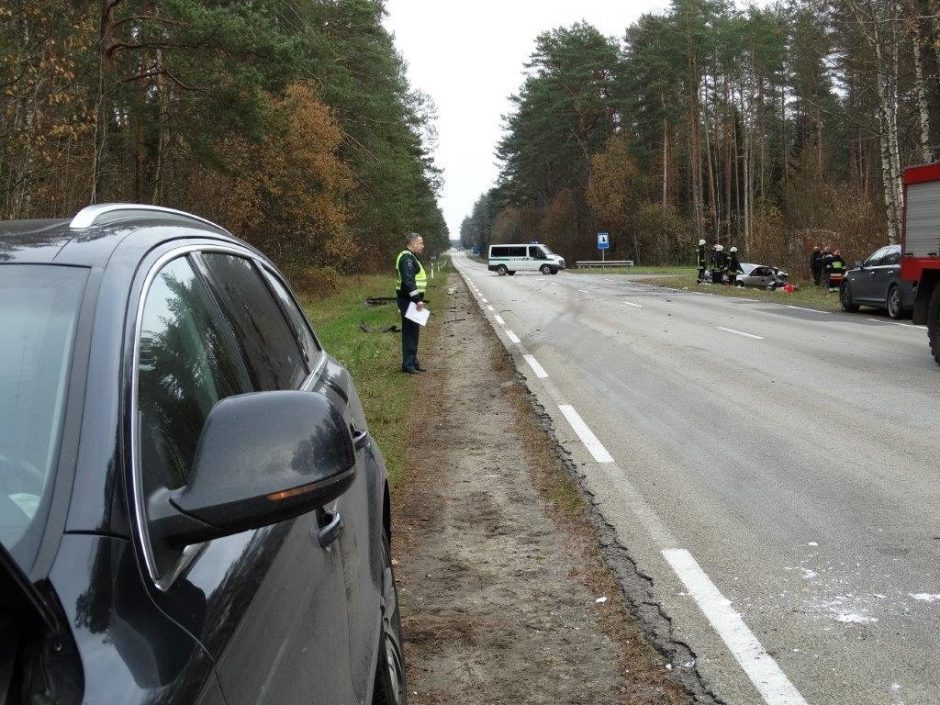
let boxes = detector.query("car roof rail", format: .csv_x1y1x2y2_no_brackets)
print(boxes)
70,203,228,233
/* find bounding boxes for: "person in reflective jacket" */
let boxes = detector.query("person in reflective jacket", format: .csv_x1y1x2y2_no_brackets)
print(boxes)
395,232,427,374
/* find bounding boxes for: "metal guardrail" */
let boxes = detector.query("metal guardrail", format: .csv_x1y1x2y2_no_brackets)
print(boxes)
575,260,634,269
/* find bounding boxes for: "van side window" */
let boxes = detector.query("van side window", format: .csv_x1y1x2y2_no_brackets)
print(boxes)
529,247,546,259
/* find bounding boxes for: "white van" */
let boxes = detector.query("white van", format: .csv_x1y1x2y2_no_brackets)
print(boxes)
487,243,566,275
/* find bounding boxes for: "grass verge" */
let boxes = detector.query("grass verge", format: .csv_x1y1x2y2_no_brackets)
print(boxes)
297,259,450,488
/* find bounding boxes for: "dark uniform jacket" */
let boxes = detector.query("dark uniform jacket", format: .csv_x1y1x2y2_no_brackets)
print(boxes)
397,250,425,303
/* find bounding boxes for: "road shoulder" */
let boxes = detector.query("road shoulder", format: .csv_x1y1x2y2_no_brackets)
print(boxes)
392,273,695,704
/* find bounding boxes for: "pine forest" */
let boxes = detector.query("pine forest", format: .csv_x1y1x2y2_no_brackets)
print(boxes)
462,0,940,276
0,0,447,286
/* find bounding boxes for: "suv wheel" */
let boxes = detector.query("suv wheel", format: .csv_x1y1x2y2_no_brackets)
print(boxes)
886,285,903,319
372,536,406,705
540,264,552,275
840,282,859,312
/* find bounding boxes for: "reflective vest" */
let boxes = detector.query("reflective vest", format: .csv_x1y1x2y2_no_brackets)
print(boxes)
395,250,427,296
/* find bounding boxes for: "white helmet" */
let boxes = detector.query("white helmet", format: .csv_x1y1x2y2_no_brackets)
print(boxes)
698,239,706,246
714,244,724,251
730,246,738,253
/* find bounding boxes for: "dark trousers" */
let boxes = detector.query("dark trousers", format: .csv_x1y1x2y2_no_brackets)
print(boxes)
397,296,420,371
697,266,706,282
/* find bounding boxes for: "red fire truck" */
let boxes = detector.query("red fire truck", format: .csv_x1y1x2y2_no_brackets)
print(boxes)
901,162,940,365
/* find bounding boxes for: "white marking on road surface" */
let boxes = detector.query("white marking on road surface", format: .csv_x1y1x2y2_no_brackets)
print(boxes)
663,549,809,705
866,317,923,329
506,330,521,344
622,301,643,308
577,289,589,293
494,314,506,326
486,305,494,312
523,354,548,378
481,297,488,303
717,326,764,340
787,305,829,314
557,405,614,463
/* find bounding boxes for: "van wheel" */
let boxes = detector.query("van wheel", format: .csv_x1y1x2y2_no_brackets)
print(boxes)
507,271,516,276
496,265,507,276
540,264,552,275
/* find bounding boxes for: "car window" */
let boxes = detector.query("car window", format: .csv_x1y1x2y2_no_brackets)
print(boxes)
262,267,322,357
137,256,252,492
865,247,888,267
882,247,900,266
199,253,307,391
0,265,86,563
529,246,546,259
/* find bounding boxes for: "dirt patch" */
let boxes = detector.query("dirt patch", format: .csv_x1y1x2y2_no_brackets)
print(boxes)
392,274,698,704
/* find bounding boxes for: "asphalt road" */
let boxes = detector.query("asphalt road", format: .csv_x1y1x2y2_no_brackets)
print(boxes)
451,253,940,705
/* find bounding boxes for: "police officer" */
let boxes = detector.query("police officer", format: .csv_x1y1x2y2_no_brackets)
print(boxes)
696,239,707,283
396,232,427,374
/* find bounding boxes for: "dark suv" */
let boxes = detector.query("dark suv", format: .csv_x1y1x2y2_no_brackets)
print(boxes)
840,243,915,319
0,205,405,705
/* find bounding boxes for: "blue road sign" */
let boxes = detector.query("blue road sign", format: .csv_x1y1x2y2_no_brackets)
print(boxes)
597,232,609,250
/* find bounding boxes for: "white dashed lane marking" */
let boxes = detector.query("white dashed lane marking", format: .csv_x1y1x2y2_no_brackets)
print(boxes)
716,326,764,340
622,301,643,308
523,354,548,378
494,314,505,326
663,549,809,705
557,405,614,463
506,330,521,344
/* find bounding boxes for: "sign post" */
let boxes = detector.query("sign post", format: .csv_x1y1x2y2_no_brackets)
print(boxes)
597,232,609,262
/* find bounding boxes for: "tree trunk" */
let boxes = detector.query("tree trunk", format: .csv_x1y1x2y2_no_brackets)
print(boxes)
913,26,932,163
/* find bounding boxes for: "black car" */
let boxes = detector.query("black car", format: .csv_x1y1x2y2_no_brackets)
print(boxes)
840,243,915,319
0,205,405,705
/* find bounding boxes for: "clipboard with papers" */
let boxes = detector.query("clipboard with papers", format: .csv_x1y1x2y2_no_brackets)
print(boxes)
405,302,430,326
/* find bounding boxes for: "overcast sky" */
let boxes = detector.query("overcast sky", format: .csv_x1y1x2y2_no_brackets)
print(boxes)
382,0,675,238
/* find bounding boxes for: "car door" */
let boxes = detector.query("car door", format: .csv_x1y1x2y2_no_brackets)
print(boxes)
258,266,383,702
132,250,356,705
856,247,887,302
873,246,901,304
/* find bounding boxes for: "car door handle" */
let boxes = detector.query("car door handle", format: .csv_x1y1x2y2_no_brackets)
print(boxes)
317,511,343,548
352,428,370,452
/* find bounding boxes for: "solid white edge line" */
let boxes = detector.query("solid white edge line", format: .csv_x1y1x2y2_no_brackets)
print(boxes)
663,549,809,705
716,326,764,340
866,317,922,329
786,305,830,314
523,354,548,378
506,330,521,344
622,301,643,308
557,404,614,463
494,314,506,326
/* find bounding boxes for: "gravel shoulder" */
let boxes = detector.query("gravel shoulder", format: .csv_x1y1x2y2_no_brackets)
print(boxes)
392,273,696,704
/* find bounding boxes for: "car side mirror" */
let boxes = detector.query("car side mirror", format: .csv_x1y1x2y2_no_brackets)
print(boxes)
150,391,356,547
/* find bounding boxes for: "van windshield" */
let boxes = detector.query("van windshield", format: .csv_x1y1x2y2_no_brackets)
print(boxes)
0,265,87,568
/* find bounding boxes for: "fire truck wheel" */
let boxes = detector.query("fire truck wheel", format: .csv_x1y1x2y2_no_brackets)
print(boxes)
928,284,940,366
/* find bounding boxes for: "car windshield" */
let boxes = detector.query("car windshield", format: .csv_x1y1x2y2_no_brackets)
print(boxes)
739,263,757,275
0,265,87,565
